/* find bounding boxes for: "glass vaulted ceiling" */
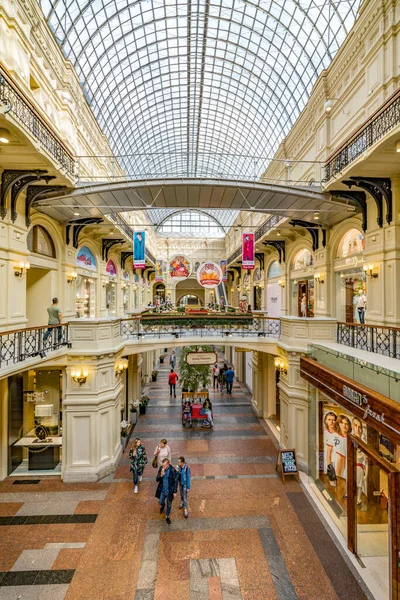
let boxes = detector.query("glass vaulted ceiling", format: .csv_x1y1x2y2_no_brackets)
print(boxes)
39,0,362,179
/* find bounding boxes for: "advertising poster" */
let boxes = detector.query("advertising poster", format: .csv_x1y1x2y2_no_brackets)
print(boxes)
266,282,281,318
133,231,146,269
220,259,227,281
196,262,223,289
155,259,164,282
242,233,255,270
169,255,191,279
76,246,96,271
106,259,117,277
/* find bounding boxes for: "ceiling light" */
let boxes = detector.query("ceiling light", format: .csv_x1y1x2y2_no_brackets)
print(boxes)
313,212,320,220
396,141,400,153
74,211,79,216
0,128,10,143
276,230,281,237
324,99,334,112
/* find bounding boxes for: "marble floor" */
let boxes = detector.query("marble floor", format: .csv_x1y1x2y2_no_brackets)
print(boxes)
0,350,375,599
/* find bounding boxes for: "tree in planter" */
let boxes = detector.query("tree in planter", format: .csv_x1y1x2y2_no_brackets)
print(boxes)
179,345,213,392
151,369,158,382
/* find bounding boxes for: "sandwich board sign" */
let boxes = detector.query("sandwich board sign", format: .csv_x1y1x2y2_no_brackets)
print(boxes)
276,448,300,484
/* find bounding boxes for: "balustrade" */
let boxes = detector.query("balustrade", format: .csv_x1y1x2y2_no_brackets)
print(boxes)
0,324,70,368
337,322,400,360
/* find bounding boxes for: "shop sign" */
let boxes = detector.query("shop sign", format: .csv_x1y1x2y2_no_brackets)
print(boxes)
169,255,191,279
197,262,223,288
343,385,385,424
242,233,255,270
234,348,250,352
185,351,217,365
276,448,300,483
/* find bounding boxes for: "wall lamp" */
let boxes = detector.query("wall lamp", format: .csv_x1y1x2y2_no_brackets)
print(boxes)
278,280,285,288
0,128,11,143
71,368,88,385
274,357,287,375
363,264,378,278
115,359,128,376
67,271,77,283
14,261,30,277
314,273,324,283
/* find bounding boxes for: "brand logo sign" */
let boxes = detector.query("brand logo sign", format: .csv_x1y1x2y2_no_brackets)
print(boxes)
343,385,385,424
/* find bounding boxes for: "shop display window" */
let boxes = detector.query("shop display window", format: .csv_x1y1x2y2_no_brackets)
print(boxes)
337,229,364,258
106,282,117,316
293,248,313,270
76,276,96,318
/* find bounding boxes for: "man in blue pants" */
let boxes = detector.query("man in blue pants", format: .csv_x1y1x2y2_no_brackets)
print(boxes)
225,366,235,395
155,458,178,525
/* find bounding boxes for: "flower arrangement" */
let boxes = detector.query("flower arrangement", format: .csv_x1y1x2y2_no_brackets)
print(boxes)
129,399,140,412
140,395,150,407
120,420,131,437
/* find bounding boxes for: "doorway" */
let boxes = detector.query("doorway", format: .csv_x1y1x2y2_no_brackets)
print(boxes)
297,280,314,317
26,267,52,327
253,286,262,311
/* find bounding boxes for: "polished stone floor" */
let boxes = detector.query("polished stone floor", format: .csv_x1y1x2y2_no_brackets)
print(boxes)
0,351,372,599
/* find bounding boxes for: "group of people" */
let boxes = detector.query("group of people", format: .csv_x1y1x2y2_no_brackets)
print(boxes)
129,437,191,524
212,362,235,394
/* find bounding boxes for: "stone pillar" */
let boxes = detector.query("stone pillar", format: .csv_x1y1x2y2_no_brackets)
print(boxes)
252,351,270,417
62,355,123,482
0,378,8,481
232,348,244,381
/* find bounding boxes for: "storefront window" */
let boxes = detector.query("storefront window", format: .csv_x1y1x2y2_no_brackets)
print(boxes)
76,277,96,318
293,248,313,270
337,228,364,258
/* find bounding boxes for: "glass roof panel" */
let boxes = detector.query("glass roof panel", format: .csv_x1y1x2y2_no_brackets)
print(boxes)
38,0,361,179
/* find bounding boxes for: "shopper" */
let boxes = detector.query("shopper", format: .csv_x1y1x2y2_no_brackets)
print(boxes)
43,298,63,343
154,438,172,469
357,291,367,324
225,366,234,395
168,368,179,397
177,456,191,518
218,365,226,392
201,398,213,427
182,400,192,426
212,363,219,389
169,350,176,369
156,458,178,525
129,437,148,494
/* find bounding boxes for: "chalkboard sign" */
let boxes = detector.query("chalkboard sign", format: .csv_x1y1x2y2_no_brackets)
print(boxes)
276,448,300,484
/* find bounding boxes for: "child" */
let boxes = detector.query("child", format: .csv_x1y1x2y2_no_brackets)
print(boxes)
182,400,192,426
176,456,191,518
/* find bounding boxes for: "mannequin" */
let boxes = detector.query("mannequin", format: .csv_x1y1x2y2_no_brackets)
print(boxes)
300,293,307,317
357,291,367,324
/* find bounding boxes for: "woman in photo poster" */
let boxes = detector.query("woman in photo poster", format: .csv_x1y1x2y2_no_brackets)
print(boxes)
352,417,367,506
324,411,338,474
243,235,254,262
333,415,352,479
134,232,145,263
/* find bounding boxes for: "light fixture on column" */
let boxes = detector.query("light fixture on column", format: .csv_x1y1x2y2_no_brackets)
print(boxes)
71,368,88,385
363,264,378,278
67,272,77,283
314,273,324,283
0,128,10,143
278,279,285,288
274,357,287,375
14,261,30,277
115,359,128,377
313,212,320,220
396,141,400,153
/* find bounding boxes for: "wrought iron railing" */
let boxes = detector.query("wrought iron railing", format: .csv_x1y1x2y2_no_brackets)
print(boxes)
0,68,75,178
0,324,70,368
227,215,284,265
337,322,400,360
121,314,281,339
325,88,400,181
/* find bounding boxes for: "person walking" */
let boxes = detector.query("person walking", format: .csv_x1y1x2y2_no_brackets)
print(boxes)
357,291,367,324
168,368,179,397
129,437,148,494
154,438,172,469
218,364,226,392
225,366,235,395
156,458,178,525
212,363,219,389
169,350,176,369
43,298,63,344
177,456,191,518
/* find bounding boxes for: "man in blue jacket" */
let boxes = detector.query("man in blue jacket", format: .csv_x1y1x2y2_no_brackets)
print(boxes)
155,458,178,525
177,456,191,518
225,366,235,395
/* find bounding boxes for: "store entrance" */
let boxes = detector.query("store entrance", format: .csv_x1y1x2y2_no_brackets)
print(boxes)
297,280,314,317
253,286,262,311
106,282,117,316
26,267,52,326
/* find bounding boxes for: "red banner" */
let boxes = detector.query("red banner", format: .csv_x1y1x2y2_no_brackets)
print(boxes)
242,233,255,270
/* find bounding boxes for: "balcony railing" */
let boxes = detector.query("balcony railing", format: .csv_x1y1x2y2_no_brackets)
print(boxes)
337,322,400,360
324,88,400,181
0,68,75,178
121,314,281,339
0,324,69,368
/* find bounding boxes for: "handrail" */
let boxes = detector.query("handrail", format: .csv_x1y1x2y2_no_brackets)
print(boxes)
337,321,400,333
337,321,400,359
0,323,69,368
0,323,67,336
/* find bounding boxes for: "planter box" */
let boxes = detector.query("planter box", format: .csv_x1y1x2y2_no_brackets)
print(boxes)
152,376,157,382
130,411,138,425
160,357,164,364
140,405,147,415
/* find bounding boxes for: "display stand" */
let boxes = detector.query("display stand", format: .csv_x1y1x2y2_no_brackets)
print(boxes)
276,448,300,484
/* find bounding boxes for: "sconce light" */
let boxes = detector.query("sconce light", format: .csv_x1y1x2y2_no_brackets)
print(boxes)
0,128,10,144
71,368,88,385
274,357,287,374
363,264,378,278
278,279,285,288
324,99,334,113
314,273,324,284
121,283,127,289
115,359,128,376
102,281,107,287
14,261,30,277
67,271,77,283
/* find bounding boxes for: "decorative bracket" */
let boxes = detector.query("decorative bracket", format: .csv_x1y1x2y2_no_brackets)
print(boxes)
0,170,49,220
102,238,124,261
289,220,326,252
121,251,132,270
66,217,103,249
262,240,286,264
330,190,367,232
344,177,392,226
25,184,67,227
10,172,54,223
255,252,265,271
229,266,242,278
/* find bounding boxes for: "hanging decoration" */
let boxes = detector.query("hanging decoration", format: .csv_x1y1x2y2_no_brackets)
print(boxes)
242,233,255,270
155,259,164,282
220,259,227,281
169,255,191,279
197,262,223,289
133,231,146,269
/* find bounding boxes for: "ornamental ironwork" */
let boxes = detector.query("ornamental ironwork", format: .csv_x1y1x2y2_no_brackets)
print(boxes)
337,322,400,360
0,69,75,178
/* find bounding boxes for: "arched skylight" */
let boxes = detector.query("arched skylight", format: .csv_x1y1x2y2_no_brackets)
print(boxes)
158,210,227,238
38,0,362,179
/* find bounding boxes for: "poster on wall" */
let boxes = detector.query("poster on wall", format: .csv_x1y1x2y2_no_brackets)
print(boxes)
169,255,191,279
106,259,117,277
122,270,129,281
155,259,164,282
220,259,227,281
76,246,96,271
133,231,146,269
197,262,223,289
242,233,254,270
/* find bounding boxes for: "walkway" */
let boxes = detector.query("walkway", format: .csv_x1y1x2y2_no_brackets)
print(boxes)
0,352,371,599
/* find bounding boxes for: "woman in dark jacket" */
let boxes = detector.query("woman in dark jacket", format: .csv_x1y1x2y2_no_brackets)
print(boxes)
129,438,147,494
202,398,213,427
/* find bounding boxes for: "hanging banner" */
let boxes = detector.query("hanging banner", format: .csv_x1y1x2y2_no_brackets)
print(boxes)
169,255,191,279
220,259,227,281
197,262,223,289
242,233,255,270
155,259,164,282
133,231,146,269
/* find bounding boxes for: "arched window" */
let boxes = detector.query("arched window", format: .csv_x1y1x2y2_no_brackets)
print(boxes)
27,225,56,258
337,229,364,258
267,260,281,278
293,248,313,270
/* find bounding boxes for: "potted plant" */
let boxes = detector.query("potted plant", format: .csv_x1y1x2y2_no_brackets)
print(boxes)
159,354,165,364
129,399,140,425
140,395,149,415
151,369,158,382
120,419,131,452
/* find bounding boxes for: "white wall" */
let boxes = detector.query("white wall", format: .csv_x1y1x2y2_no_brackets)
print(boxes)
266,282,281,317
245,352,253,391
